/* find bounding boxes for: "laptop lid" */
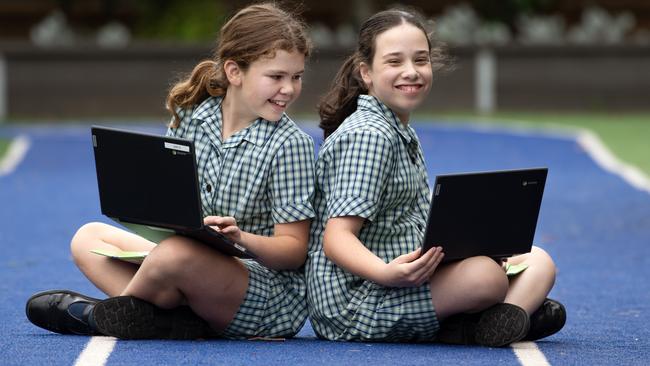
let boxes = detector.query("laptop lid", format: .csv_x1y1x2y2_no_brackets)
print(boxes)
91,126,204,231
422,167,547,262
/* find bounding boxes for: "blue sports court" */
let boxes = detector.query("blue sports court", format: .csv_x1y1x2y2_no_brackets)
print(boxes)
1,121,649,365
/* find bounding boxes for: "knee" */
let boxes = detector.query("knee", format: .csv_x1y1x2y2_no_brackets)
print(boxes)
459,256,509,309
142,237,201,281
530,246,557,284
70,222,104,264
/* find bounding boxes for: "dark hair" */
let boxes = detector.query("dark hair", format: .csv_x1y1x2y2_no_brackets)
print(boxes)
166,3,312,127
318,8,448,138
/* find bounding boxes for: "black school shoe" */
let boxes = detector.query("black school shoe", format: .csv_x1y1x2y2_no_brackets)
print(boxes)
92,296,216,340
26,290,101,336
437,303,530,347
522,298,566,341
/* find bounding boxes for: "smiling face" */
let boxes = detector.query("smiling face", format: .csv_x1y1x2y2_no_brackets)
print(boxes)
359,22,433,123
228,49,305,123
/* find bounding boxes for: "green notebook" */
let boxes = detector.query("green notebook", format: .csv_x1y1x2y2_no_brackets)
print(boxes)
90,249,149,265
112,219,176,244
505,263,529,277
89,219,174,264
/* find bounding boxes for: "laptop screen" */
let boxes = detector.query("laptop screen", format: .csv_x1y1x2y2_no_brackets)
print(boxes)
91,127,204,231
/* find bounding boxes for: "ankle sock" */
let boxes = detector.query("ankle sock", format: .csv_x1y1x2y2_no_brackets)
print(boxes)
68,302,98,332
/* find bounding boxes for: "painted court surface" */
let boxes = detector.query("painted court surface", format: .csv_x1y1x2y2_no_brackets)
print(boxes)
1,122,649,365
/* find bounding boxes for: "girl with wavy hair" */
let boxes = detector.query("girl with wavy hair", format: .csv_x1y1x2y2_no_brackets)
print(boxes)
26,3,316,340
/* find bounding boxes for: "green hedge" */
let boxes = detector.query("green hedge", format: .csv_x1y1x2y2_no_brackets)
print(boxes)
134,0,226,42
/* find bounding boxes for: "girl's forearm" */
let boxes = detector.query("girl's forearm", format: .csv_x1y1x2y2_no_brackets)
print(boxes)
323,229,387,284
238,231,307,271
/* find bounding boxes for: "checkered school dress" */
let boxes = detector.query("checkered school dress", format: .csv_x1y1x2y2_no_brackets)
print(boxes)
167,96,315,339
306,95,439,342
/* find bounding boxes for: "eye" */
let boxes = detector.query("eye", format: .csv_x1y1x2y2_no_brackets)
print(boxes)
415,58,430,65
387,59,401,65
292,74,303,81
269,75,283,80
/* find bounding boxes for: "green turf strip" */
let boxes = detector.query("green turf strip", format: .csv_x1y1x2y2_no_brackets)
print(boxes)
429,112,650,177
0,139,9,161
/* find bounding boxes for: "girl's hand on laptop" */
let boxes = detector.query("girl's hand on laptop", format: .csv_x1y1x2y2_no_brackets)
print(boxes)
379,247,444,288
204,216,242,243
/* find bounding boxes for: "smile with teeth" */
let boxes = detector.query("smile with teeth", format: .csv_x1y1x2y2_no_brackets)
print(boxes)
269,99,288,107
396,85,422,93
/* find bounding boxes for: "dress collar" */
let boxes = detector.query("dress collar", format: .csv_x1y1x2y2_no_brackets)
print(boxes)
192,96,278,148
357,94,414,144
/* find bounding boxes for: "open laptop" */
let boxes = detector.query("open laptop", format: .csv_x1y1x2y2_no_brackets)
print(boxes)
91,126,256,259
421,168,547,262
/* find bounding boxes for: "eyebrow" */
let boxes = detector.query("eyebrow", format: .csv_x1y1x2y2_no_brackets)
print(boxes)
266,69,305,74
381,50,429,58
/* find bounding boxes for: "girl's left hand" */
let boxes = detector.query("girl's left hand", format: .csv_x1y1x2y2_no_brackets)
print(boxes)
204,216,242,243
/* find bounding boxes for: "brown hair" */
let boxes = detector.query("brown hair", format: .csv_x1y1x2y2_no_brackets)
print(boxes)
318,8,448,138
166,3,312,127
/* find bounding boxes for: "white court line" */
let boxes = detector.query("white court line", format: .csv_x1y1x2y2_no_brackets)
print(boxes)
0,134,119,366
576,129,650,194
435,120,650,366
73,336,117,366
434,120,650,195
512,342,551,366
0,135,30,176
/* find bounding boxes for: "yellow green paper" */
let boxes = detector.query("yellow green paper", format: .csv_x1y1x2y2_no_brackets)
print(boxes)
90,249,149,265
505,263,528,277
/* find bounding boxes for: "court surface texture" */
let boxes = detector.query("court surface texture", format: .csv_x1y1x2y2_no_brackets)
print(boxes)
1,121,648,365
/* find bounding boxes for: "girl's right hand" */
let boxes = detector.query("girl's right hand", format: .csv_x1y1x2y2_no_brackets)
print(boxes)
204,216,242,244
378,247,444,288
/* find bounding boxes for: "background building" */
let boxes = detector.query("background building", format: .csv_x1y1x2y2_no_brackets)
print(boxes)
1,0,649,119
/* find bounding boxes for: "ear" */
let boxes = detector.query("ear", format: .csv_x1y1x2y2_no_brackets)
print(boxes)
223,60,242,86
359,62,372,89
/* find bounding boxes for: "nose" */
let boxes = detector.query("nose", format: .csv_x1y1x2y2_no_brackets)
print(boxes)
280,79,294,96
403,61,418,80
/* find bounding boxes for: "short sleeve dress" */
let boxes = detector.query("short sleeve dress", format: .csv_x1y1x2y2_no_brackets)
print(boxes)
168,96,315,339
306,95,438,342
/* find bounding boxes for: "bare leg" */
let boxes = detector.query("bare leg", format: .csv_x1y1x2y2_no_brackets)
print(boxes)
503,246,556,315
70,222,156,296
430,256,509,320
121,236,249,332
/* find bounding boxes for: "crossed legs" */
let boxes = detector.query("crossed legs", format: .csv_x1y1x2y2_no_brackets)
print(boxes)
70,222,156,296
429,247,558,346
121,236,248,331
430,256,509,320
70,222,249,332
429,246,556,320
503,246,556,314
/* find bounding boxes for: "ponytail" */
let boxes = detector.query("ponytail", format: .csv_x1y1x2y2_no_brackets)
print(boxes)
165,3,312,128
166,60,227,128
318,8,450,139
317,54,368,139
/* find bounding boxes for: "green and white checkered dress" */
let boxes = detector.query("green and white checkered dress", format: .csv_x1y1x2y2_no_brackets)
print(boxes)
306,95,439,342
167,96,315,339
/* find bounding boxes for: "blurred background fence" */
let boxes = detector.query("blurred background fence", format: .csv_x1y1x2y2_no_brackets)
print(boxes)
1,0,649,119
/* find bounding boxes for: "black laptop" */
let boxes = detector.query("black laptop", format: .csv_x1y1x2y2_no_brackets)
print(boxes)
91,126,256,259
422,168,547,262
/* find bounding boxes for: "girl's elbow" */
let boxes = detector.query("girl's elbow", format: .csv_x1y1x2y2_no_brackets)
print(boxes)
284,240,308,270
323,235,336,261
322,233,335,260
288,246,308,270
